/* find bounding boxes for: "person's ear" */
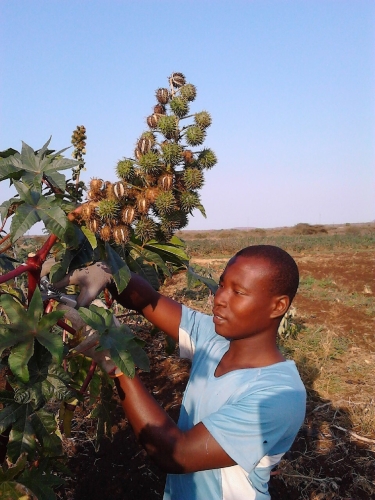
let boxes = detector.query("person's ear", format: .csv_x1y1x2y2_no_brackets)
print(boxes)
270,295,290,319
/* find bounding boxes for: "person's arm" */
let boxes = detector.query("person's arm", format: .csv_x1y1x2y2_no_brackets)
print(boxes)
114,373,236,473
109,273,182,342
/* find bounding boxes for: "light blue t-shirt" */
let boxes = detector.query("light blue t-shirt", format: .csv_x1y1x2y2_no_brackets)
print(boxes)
164,306,306,500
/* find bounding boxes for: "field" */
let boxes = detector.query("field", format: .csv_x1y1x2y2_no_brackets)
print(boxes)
4,223,375,499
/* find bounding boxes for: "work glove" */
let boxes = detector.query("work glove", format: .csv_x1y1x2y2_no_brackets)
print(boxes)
41,260,113,307
58,300,123,378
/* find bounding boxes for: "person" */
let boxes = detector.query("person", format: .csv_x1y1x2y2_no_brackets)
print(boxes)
54,244,306,499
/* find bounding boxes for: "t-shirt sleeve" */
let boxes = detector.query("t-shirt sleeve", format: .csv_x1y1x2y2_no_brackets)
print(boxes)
202,383,306,472
178,305,214,360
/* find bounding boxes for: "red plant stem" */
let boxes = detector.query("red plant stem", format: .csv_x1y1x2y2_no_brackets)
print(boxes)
0,262,35,285
57,319,76,336
80,360,97,394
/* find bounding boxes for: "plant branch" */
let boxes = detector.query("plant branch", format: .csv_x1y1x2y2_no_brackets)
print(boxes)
332,425,375,444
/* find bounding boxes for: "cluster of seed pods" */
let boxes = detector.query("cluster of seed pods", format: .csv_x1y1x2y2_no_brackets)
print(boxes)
80,73,217,245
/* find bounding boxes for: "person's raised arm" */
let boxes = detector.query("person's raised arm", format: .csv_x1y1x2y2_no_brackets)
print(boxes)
109,273,182,342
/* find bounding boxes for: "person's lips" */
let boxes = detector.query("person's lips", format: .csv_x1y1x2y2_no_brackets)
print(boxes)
213,309,226,324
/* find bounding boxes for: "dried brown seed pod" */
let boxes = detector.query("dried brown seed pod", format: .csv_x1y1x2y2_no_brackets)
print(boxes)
137,196,150,214
121,206,137,225
90,178,105,194
156,88,170,105
158,173,174,191
183,150,194,164
154,104,166,115
170,72,186,88
113,225,131,245
100,225,112,242
147,114,160,129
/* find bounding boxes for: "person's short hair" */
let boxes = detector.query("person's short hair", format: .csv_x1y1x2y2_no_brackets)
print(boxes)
234,245,299,302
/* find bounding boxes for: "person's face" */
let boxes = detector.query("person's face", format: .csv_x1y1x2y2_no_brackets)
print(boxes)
212,255,287,340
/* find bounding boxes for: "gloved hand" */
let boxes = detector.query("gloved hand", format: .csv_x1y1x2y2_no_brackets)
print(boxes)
42,260,113,307
58,301,123,378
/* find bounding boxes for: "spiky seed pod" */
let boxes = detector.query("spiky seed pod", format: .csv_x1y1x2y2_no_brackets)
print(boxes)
137,137,153,155
170,97,189,118
179,191,200,212
183,168,204,190
161,143,183,165
174,171,185,191
90,178,105,195
147,114,160,129
197,148,217,169
100,225,112,242
156,88,170,105
158,115,179,139
105,182,116,200
87,190,100,201
154,191,176,216
183,150,194,164
116,159,134,181
134,217,158,243
145,187,160,203
180,83,197,102
158,173,174,191
87,218,101,233
113,181,128,199
137,196,150,215
185,126,206,146
81,202,98,221
134,148,142,161
170,72,186,88
154,104,166,115
194,111,212,129
138,151,161,174
159,211,189,240
121,205,137,225
113,225,131,245
97,199,120,220
141,131,156,145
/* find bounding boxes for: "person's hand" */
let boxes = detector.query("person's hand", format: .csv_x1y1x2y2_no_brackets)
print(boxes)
58,301,123,378
42,261,113,307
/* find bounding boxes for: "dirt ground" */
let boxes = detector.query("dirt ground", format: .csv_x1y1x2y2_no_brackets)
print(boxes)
53,247,375,500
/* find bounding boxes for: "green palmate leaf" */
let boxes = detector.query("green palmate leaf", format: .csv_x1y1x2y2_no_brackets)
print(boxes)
77,306,106,333
91,382,116,450
30,409,63,457
44,170,67,192
0,198,22,224
0,152,24,182
7,404,36,463
100,324,149,376
81,225,98,250
105,242,131,293
0,452,27,481
9,340,34,383
0,480,38,500
19,463,64,500
0,402,24,434
187,266,219,295
0,293,28,327
10,203,41,242
144,240,189,266
127,251,160,290
0,147,19,159
129,241,171,278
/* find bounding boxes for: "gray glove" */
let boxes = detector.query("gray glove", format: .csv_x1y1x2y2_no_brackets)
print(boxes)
42,260,113,307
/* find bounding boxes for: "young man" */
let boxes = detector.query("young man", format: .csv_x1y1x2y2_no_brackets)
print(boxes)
57,245,306,499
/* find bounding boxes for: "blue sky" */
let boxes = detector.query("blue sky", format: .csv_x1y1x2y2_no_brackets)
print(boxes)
1,0,374,231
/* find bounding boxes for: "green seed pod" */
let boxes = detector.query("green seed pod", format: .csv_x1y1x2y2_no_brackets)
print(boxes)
154,104,166,115
194,111,212,129
135,217,158,243
97,199,120,220
170,72,186,88
160,211,189,240
183,168,204,190
179,191,200,212
121,205,137,225
116,159,134,181
100,225,112,242
138,151,161,174
147,114,160,129
158,173,174,191
156,88,170,105
185,126,206,146
161,143,183,165
113,225,131,245
170,97,189,118
158,115,179,139
180,83,197,102
154,190,176,216
197,148,217,169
